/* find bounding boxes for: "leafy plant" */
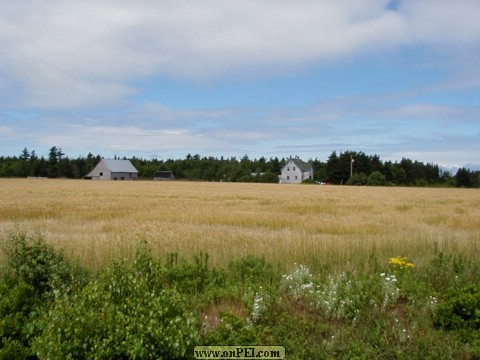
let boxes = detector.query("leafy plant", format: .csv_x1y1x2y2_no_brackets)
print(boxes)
33,251,199,359
0,231,87,358
201,311,259,346
228,255,277,286
0,279,38,359
434,284,480,333
1,230,84,297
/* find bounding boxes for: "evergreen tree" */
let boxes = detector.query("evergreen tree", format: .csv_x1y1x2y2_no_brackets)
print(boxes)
21,147,30,161
455,168,472,187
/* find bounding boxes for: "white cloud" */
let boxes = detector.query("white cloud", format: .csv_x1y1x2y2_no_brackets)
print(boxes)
0,126,14,137
0,0,478,108
1,1,478,168
399,0,480,44
4,94,477,166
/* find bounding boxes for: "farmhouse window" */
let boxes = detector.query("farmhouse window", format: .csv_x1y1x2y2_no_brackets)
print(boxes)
295,176,298,180
100,172,103,176
293,167,296,171
287,176,290,180
287,167,290,171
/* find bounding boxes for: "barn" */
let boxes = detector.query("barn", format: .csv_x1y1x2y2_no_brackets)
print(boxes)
85,159,138,180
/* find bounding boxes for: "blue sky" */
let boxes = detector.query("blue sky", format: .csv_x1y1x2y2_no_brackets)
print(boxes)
0,0,479,170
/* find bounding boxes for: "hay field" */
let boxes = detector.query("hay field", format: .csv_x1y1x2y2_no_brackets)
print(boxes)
0,178,479,271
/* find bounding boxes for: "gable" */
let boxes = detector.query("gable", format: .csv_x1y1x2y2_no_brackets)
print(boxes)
86,161,110,178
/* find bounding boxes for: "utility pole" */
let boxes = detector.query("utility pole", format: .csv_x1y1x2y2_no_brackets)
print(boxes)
350,155,354,178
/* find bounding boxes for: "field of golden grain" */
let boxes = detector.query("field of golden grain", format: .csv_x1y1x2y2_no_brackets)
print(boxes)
0,179,479,271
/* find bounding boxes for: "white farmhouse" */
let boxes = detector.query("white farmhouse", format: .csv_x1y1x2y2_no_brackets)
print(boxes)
85,159,138,180
278,157,313,184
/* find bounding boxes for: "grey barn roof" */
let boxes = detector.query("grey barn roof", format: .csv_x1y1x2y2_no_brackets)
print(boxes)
102,159,138,173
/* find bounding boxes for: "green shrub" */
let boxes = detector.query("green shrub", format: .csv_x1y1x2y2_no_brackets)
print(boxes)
1,231,84,297
163,252,215,294
201,312,259,346
228,255,278,287
33,251,199,359
347,173,368,185
0,231,88,358
433,284,480,357
434,284,480,332
366,171,388,186
0,279,38,359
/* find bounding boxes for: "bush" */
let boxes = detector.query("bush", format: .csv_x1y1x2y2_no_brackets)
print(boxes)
33,250,199,359
366,171,388,186
0,231,87,358
0,280,38,359
163,252,215,294
434,284,480,357
347,173,368,185
201,311,259,346
1,231,83,297
434,284,480,332
228,255,277,286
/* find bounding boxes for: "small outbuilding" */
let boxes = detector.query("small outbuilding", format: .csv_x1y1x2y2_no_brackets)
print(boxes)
85,159,138,180
154,171,175,181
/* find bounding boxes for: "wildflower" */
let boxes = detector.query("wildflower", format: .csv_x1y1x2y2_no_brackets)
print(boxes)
389,256,415,269
381,272,400,309
249,291,266,324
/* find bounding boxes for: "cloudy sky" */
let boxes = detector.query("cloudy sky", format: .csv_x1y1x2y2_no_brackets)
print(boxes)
0,0,479,169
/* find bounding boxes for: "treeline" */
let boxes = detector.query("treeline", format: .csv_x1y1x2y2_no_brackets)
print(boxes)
0,146,479,187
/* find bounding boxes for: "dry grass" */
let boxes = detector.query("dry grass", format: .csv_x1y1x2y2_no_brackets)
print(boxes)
0,179,479,271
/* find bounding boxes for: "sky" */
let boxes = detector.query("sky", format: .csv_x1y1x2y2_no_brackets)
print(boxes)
0,0,479,170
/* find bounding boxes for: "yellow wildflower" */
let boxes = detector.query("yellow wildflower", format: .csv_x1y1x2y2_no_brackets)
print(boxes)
389,256,415,269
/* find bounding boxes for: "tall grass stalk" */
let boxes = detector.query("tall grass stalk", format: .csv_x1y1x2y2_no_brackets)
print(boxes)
1,179,479,272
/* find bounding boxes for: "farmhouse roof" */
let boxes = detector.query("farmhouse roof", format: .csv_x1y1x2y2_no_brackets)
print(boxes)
282,157,312,171
101,159,138,173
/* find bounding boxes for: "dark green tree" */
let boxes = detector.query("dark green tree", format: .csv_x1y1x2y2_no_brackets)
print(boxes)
21,147,30,161
455,168,473,187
